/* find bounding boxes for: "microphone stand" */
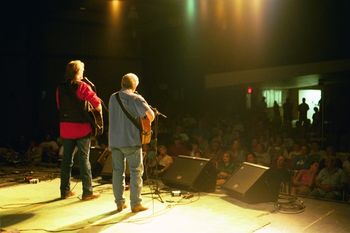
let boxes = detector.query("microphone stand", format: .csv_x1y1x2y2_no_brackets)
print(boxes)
142,105,168,203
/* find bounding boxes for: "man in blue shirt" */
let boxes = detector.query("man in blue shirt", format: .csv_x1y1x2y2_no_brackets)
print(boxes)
109,73,154,213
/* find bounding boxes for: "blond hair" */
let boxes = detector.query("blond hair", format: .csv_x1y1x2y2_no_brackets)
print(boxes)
65,60,84,81
121,73,139,90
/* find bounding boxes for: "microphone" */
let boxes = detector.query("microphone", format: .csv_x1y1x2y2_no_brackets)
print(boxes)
83,77,95,87
150,105,167,118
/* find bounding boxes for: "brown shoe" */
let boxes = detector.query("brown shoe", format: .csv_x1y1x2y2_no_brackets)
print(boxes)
61,191,75,199
131,204,148,213
117,203,127,212
82,192,100,201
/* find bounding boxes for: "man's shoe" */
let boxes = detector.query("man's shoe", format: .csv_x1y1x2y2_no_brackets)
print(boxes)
131,204,148,213
61,191,75,199
82,192,100,201
117,203,127,212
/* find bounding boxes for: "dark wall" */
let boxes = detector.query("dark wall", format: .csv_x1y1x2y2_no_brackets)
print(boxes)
1,2,144,144
1,0,350,146
1,2,40,144
321,81,350,151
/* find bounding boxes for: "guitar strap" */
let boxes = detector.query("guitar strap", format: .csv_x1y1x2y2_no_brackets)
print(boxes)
115,92,141,131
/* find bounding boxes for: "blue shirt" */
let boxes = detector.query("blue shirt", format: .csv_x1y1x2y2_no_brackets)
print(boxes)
108,90,150,148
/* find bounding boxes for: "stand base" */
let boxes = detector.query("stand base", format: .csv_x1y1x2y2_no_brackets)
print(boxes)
142,189,165,203
142,180,170,203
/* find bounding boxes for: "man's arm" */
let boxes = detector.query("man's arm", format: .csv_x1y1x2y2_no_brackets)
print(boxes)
145,108,155,122
77,82,102,111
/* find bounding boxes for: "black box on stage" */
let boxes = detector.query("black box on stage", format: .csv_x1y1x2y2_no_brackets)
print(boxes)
99,151,145,181
222,162,280,203
161,155,216,192
100,150,113,179
72,147,108,178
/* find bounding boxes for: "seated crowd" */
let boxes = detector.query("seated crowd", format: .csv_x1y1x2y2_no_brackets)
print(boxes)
0,134,61,165
147,114,350,202
1,112,350,203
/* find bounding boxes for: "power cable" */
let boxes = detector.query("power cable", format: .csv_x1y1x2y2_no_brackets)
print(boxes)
273,194,306,214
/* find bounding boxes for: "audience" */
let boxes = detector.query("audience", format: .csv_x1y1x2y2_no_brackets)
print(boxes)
291,161,319,196
310,157,347,200
253,143,270,166
230,139,245,165
39,134,59,163
246,152,257,164
150,145,174,177
287,142,302,161
291,145,310,170
26,140,43,163
167,135,190,157
189,141,203,157
267,136,288,165
205,138,223,163
216,150,237,186
3,99,350,204
309,142,324,163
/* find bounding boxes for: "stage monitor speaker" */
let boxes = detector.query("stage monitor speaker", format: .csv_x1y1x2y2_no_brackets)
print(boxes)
101,151,147,183
72,147,109,178
161,155,216,192
222,162,280,203
100,152,144,181
100,150,113,179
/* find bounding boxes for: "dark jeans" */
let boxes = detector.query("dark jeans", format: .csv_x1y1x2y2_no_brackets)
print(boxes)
60,136,93,197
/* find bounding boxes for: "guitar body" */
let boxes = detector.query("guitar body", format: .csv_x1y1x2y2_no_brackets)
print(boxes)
88,103,104,136
140,116,152,144
82,79,104,137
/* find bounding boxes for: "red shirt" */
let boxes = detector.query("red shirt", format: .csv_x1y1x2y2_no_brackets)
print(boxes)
298,169,316,187
56,81,101,139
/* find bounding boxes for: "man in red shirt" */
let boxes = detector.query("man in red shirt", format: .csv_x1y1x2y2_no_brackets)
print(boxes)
56,60,101,200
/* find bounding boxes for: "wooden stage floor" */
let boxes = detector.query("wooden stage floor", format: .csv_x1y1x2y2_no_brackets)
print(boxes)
1,172,350,233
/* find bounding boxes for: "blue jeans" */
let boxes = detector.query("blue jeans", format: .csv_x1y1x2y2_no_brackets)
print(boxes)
60,136,93,197
111,146,144,208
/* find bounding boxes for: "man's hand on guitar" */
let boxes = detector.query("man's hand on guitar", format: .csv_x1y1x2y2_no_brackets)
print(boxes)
146,108,155,122
95,104,102,113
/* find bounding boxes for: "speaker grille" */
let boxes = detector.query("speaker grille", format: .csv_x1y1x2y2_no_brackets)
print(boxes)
222,162,279,203
161,155,216,192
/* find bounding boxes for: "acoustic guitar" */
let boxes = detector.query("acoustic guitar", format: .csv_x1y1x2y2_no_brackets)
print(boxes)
139,116,152,144
83,78,104,137
87,102,104,137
